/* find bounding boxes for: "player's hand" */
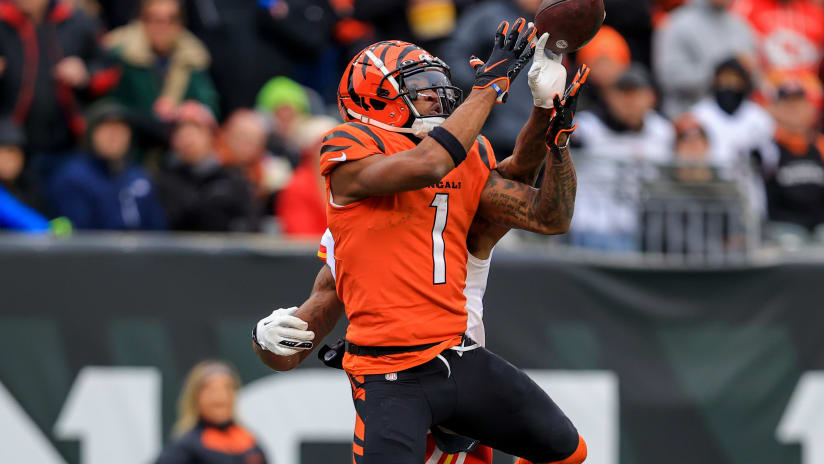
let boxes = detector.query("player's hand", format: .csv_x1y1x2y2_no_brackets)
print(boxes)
546,64,590,151
255,307,315,356
527,33,567,109
470,17,537,104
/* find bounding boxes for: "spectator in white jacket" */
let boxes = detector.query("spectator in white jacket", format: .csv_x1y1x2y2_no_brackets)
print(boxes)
690,57,775,173
571,65,675,252
652,0,755,117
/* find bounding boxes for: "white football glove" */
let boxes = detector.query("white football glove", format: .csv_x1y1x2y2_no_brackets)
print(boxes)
255,307,315,356
527,33,567,109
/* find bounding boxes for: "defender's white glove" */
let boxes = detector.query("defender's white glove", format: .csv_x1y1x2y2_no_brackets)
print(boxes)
255,307,315,356
527,33,567,109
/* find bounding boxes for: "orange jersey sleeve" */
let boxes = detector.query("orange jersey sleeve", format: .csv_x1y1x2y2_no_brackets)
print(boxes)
323,126,497,376
319,122,389,177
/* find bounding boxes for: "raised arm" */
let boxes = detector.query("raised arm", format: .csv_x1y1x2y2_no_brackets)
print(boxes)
496,33,569,185
331,88,497,204
476,66,589,235
253,265,344,371
330,19,537,205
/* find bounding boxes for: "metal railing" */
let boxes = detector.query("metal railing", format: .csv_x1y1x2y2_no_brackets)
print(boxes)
504,152,764,266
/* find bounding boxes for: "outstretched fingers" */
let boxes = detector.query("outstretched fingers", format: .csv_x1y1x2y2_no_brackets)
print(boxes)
495,20,510,49
566,64,591,98
469,55,485,72
533,32,549,63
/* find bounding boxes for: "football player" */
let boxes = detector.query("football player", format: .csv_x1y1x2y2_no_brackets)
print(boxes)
255,20,587,464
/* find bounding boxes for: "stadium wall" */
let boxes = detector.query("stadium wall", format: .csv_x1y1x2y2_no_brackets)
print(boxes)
1,235,823,464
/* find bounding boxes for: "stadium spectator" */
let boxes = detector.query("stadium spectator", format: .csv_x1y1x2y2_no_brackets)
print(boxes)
329,0,376,59
652,0,755,117
575,25,632,114
439,0,542,158
216,109,292,217
731,0,824,77
0,118,50,232
351,0,460,51
50,102,167,230
691,58,775,172
154,101,257,232
602,0,654,67
0,118,43,211
276,116,337,238
95,0,140,29
256,76,311,166
188,0,335,115
571,65,675,251
575,65,674,161
756,76,824,232
672,114,715,183
156,360,267,464
103,0,219,121
652,0,688,26
0,0,119,183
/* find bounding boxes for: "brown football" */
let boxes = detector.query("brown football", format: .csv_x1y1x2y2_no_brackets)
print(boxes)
535,0,606,55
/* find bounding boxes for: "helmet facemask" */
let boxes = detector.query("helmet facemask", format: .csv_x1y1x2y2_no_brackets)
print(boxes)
376,58,464,137
397,67,462,119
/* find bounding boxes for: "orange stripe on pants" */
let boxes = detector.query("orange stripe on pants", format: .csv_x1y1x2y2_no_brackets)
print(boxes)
513,434,587,464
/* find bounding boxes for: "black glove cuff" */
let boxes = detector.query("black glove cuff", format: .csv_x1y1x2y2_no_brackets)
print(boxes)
429,126,467,167
252,323,264,350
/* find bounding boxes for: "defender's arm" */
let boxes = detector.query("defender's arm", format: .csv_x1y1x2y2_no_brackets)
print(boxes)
253,265,344,371
496,106,554,185
466,106,554,258
476,66,588,235
476,141,576,235
494,31,568,186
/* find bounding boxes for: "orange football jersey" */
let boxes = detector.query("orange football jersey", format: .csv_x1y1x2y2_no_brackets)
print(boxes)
320,122,496,375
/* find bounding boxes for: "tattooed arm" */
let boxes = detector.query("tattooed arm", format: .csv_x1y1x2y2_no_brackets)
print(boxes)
466,106,553,258
476,137,576,235
496,106,554,185
475,65,588,236
253,265,344,371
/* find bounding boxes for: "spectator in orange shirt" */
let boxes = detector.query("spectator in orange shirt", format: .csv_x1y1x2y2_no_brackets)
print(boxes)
575,25,632,114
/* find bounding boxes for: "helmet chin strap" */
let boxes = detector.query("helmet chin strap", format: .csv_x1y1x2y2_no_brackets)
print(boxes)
346,107,444,138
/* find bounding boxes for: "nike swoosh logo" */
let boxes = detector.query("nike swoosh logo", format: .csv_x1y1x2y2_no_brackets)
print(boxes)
483,59,507,73
329,153,347,162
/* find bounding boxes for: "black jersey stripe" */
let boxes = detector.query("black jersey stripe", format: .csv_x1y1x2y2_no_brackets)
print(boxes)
320,144,351,154
323,130,367,148
346,122,387,153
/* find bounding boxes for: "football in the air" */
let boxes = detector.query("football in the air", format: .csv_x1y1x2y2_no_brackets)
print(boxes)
535,0,606,55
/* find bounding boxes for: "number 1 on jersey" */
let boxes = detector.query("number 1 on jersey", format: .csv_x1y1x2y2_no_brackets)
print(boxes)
430,193,449,285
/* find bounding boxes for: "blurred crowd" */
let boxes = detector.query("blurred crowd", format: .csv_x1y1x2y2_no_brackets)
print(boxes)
0,0,823,251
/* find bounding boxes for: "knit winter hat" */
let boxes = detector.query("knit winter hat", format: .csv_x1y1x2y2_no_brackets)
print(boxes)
255,76,310,114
